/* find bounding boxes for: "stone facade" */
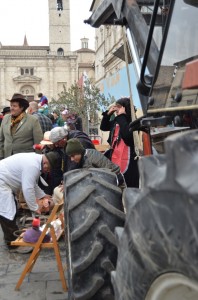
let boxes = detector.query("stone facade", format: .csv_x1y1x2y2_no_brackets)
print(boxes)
95,24,126,91
90,1,142,112
89,0,143,144
77,38,95,81
0,0,95,109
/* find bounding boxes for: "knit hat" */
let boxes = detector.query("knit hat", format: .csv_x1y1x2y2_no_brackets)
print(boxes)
66,138,85,156
49,127,68,143
45,152,60,169
23,227,51,243
32,217,40,227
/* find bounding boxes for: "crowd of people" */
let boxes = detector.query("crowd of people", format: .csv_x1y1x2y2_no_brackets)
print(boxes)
0,93,83,132
0,92,139,253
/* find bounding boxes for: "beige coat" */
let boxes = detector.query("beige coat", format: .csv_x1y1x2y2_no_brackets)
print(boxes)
0,113,43,159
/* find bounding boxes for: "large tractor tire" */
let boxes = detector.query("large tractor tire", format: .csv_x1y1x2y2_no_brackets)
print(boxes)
64,168,125,300
112,130,198,300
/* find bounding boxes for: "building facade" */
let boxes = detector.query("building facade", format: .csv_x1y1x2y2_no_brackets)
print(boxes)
90,0,141,110
0,0,95,109
77,38,95,81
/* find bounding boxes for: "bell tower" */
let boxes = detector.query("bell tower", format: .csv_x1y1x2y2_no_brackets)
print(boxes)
48,0,70,54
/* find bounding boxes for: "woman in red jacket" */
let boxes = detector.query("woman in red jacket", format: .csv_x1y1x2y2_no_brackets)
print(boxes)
100,97,139,188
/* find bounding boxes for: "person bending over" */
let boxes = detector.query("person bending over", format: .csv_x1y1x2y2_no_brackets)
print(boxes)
65,138,125,188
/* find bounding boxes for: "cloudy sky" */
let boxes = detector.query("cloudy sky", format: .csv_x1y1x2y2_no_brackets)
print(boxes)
0,0,95,50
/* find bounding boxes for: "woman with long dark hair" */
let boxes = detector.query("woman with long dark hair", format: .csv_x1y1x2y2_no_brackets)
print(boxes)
100,97,139,188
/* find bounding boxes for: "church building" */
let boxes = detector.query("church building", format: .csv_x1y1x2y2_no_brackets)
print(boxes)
0,0,95,109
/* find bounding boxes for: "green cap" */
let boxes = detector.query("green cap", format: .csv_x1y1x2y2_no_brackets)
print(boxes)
66,138,85,156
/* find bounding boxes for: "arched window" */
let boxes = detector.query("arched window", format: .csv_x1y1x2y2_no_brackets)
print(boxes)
20,85,35,101
20,68,34,76
81,38,89,49
57,48,64,56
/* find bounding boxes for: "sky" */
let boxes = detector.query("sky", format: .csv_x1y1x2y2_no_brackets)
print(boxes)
0,0,95,51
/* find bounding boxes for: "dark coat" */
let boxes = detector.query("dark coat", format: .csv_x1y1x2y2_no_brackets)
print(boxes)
68,130,95,149
63,130,95,172
82,149,120,174
40,147,64,195
100,111,139,188
40,130,95,194
74,116,83,131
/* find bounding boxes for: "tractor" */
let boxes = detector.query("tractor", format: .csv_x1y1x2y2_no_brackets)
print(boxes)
64,1,198,299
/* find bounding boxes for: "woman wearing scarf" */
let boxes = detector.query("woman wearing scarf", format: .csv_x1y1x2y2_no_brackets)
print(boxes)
100,97,139,188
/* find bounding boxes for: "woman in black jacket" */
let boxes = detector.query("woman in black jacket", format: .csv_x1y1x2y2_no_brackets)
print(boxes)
100,97,139,188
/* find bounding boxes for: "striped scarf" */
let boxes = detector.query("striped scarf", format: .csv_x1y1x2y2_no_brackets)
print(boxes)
10,112,25,128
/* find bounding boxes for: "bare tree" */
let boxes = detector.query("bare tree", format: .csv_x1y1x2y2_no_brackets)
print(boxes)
49,79,114,134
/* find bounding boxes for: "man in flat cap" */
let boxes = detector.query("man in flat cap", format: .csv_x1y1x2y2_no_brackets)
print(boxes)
0,93,43,159
49,126,95,173
49,126,95,151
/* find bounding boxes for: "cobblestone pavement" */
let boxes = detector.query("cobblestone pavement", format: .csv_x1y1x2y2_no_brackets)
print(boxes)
0,219,68,300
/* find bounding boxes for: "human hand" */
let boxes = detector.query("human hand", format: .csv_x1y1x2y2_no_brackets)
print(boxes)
35,208,41,215
107,105,117,116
